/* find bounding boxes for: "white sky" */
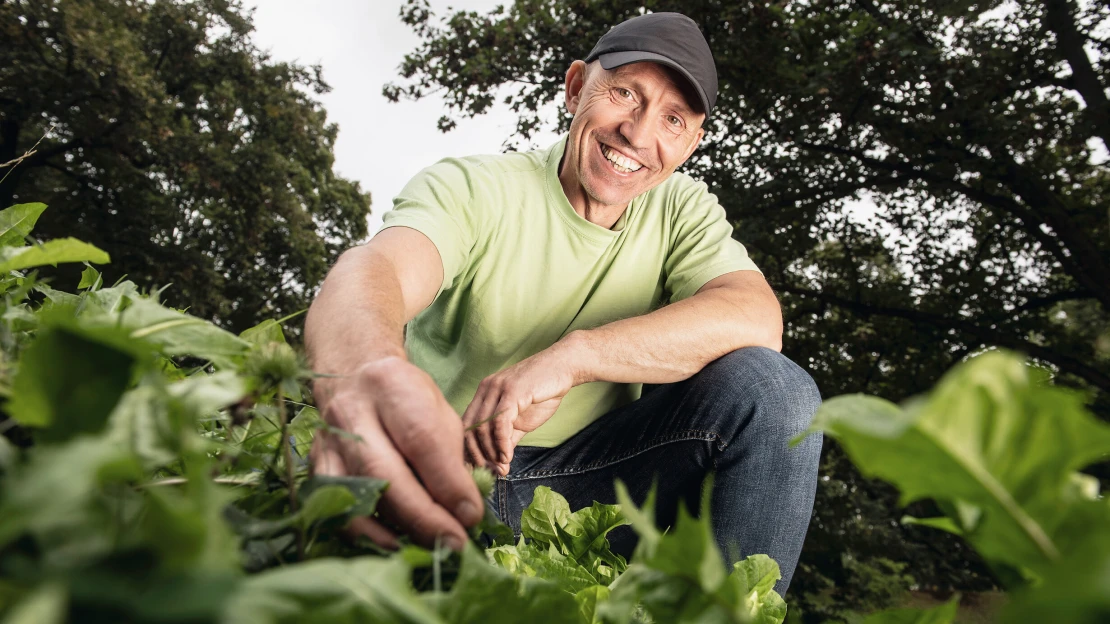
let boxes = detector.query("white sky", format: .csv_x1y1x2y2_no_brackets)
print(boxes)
247,0,561,238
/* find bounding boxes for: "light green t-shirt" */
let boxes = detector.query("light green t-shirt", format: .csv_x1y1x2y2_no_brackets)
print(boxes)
380,135,760,447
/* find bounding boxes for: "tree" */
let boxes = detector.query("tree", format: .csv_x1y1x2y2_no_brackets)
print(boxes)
0,0,371,331
385,0,1109,614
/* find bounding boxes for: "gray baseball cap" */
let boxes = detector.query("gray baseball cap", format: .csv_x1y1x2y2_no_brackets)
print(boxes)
584,12,718,119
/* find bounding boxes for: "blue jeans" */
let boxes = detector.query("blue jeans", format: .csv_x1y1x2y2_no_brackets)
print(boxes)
488,346,823,595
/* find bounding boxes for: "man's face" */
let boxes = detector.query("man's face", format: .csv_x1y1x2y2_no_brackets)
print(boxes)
561,60,706,211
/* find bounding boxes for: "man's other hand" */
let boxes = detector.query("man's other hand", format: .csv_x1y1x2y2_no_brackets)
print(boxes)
310,356,484,551
461,344,580,476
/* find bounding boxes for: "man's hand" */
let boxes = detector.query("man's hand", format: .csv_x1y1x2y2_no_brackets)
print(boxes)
461,341,581,476
310,356,484,551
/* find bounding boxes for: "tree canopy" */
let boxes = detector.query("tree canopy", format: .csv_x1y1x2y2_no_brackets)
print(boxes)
386,0,1109,615
0,0,371,331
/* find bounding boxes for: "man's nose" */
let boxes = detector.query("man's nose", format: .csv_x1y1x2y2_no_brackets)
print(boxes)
618,112,652,153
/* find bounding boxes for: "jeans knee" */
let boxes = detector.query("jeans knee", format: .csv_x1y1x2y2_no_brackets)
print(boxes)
697,347,822,442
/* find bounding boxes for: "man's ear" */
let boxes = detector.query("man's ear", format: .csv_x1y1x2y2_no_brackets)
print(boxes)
564,60,588,115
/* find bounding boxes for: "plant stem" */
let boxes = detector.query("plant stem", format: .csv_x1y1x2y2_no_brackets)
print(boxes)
279,389,305,560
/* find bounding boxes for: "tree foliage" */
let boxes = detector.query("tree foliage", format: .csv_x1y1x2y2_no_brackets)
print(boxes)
0,0,371,331
384,0,1110,612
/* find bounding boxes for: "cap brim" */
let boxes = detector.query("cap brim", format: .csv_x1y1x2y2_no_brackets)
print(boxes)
597,50,711,120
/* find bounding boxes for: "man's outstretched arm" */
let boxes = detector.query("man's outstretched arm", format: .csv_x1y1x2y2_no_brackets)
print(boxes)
306,226,484,550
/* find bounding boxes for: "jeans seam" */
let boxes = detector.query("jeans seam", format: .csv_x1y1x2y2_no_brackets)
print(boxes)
506,430,721,480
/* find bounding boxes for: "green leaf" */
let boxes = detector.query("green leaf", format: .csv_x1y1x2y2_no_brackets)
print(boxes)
722,555,787,624
140,461,241,572
519,485,575,546
499,541,600,594
0,583,66,624
116,297,250,368
0,203,47,247
797,351,1110,579
80,280,138,316
7,325,137,441
78,265,101,290
575,585,610,624
240,319,287,347
0,435,15,473
999,498,1110,624
0,238,109,273
862,595,959,624
901,516,963,536
296,486,357,529
225,556,441,623
429,545,580,624
610,479,788,624
299,475,388,517
288,406,320,457
0,437,143,559
566,500,631,571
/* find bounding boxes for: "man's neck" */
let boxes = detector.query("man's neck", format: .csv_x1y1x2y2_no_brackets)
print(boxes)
558,149,628,230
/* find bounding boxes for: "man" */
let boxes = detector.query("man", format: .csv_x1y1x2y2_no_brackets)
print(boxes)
306,12,822,593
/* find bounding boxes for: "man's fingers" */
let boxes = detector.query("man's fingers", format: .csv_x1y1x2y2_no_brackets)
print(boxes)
347,515,400,551
376,400,485,533
330,401,474,549
463,430,485,471
310,432,345,476
492,404,516,466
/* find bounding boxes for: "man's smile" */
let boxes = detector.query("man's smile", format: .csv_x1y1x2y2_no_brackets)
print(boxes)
596,140,646,176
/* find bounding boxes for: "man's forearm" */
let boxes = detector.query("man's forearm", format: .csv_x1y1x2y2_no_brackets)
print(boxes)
304,245,408,399
560,281,783,386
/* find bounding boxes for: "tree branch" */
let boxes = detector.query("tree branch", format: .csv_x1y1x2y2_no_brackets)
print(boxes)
793,139,1110,309
779,285,1110,393
1043,0,1110,148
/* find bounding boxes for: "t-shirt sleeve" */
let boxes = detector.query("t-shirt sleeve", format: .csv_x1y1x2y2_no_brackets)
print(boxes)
663,180,762,304
379,158,483,300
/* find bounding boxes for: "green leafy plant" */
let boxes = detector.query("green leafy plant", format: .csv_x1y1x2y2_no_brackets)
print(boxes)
0,203,787,623
1,201,1105,623
798,352,1110,623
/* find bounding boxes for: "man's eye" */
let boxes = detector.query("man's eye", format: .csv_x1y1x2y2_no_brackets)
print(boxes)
666,115,683,127
616,88,633,99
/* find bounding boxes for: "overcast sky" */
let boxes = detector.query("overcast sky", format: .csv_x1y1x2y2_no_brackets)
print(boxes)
247,0,561,237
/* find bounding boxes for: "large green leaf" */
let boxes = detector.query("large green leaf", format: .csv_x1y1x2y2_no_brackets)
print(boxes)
116,297,250,368
298,475,388,518
224,556,441,623
516,486,629,582
575,585,610,624
140,461,241,572
520,485,574,545
0,203,47,248
0,238,109,273
797,350,1110,579
999,497,1110,624
603,480,788,624
6,325,138,441
0,583,66,624
0,437,144,561
427,545,580,624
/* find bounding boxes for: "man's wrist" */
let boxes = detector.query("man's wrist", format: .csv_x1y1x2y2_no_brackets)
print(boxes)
556,329,595,386
310,349,408,407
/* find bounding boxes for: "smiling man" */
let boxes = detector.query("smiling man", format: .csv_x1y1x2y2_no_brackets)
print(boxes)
305,12,822,594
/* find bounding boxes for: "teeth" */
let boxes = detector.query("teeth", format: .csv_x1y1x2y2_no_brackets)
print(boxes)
602,145,643,172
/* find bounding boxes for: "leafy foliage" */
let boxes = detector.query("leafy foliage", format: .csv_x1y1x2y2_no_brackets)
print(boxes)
0,201,1105,623
799,351,1110,623
0,203,788,623
0,0,372,331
